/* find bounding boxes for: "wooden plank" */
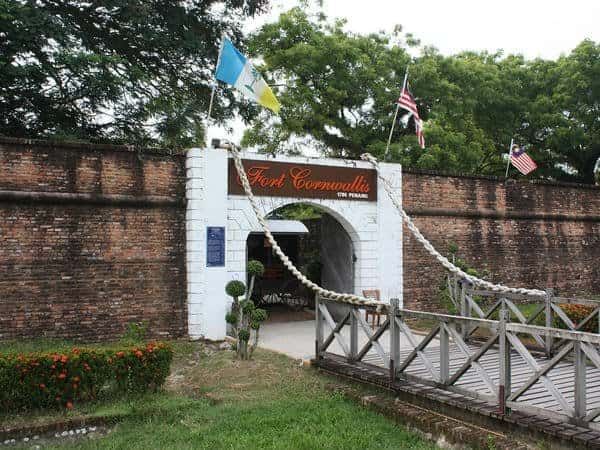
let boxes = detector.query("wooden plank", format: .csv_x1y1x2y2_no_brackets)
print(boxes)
446,324,497,395
396,322,440,381
504,298,545,348
355,311,390,367
448,332,498,387
506,333,574,416
318,304,350,357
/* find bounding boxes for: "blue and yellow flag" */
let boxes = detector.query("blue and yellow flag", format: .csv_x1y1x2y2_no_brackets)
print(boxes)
215,39,280,113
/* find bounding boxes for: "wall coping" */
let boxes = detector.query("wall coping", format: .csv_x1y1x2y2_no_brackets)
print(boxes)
402,167,600,191
1,137,597,191
0,136,186,158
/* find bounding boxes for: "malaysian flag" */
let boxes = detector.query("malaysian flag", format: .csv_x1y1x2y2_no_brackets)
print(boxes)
397,84,425,148
510,145,537,175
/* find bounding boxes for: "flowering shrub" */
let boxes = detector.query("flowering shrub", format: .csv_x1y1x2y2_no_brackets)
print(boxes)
555,304,598,333
0,342,172,411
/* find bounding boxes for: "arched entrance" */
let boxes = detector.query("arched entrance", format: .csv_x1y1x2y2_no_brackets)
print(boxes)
246,203,356,322
185,147,404,340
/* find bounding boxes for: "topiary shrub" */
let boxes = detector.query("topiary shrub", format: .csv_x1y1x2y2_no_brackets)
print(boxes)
225,260,267,360
0,342,173,411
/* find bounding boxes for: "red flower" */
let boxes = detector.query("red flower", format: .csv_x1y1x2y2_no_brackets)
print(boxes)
134,350,143,358
53,354,60,363
39,383,46,389
58,372,67,380
60,355,68,364
116,351,125,358
66,401,73,409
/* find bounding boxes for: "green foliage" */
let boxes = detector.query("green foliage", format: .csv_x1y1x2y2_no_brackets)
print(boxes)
245,8,599,183
225,280,246,299
251,308,268,324
121,321,149,344
0,342,173,411
225,312,238,325
247,259,265,277
238,329,250,342
241,300,255,315
0,0,268,148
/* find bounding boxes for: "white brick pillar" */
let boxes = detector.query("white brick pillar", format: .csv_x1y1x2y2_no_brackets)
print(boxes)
377,163,403,306
186,148,229,340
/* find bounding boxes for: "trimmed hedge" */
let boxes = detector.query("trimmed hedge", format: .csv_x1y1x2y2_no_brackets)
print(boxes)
0,342,173,411
556,304,598,333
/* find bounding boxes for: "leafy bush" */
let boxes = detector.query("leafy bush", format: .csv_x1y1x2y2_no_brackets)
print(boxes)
0,342,173,411
555,304,598,333
121,321,149,344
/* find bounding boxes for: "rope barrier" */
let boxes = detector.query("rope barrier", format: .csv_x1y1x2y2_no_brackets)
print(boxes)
359,152,546,297
228,147,547,307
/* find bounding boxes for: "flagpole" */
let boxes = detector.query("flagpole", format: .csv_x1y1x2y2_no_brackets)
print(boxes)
505,138,514,178
207,34,226,120
384,65,409,160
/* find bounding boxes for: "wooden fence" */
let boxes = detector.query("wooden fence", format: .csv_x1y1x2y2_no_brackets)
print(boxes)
315,292,600,429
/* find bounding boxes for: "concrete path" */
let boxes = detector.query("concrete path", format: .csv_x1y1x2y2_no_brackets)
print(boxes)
259,319,437,360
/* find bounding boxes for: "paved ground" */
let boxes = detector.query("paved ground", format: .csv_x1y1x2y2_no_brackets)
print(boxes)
259,319,434,360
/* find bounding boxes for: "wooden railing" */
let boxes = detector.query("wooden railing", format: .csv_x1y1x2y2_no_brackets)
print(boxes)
315,294,600,429
448,276,600,356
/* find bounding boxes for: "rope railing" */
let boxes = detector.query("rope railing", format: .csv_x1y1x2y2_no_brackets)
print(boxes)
228,147,546,309
359,153,546,297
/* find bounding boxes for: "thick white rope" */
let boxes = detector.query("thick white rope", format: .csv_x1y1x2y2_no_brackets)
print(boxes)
230,147,383,308
359,152,546,297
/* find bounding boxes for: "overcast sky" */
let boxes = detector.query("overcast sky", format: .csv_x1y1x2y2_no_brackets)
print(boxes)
208,0,600,146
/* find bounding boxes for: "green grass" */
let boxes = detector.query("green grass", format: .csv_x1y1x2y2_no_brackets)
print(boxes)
3,340,438,450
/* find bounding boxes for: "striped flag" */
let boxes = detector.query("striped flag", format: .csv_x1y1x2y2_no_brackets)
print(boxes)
215,38,280,113
510,145,537,175
397,84,425,149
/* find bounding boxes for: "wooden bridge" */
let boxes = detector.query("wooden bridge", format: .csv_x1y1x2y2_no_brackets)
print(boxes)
313,285,600,447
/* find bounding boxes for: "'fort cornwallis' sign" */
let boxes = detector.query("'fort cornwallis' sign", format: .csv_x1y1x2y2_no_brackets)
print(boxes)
228,158,377,202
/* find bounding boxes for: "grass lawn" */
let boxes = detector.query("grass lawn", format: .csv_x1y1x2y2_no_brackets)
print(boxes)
2,340,439,450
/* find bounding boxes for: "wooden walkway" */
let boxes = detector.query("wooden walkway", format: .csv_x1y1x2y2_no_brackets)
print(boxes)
314,293,600,447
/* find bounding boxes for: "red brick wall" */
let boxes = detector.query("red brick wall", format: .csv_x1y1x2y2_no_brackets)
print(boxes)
402,170,600,311
1,137,598,340
0,138,187,341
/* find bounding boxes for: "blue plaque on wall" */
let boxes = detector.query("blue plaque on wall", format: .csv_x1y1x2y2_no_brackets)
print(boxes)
206,226,225,267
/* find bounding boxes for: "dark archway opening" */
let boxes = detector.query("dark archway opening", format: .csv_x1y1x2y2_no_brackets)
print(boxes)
246,203,354,323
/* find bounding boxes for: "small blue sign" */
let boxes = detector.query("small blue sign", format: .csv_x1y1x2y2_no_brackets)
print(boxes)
206,226,225,267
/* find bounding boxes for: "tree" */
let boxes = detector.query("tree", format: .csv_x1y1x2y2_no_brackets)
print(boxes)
524,40,600,184
243,8,599,183
225,260,267,360
0,0,268,148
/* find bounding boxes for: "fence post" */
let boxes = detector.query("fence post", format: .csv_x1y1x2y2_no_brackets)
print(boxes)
574,340,587,423
498,309,511,415
349,305,358,362
460,281,468,338
544,288,554,357
439,321,449,385
389,298,400,383
315,294,323,360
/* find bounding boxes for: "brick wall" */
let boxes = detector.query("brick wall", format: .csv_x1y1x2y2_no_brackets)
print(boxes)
0,138,187,341
1,137,598,341
402,170,600,311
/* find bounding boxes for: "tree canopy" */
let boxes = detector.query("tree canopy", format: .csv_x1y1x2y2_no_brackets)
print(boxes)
0,0,268,148
242,8,600,183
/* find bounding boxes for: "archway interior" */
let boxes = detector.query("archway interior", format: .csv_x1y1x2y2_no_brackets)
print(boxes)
246,203,355,322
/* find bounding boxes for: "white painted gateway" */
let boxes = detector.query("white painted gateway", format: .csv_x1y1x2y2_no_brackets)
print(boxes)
185,147,403,340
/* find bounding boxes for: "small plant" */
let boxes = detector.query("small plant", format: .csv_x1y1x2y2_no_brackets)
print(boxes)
225,260,267,360
121,321,149,344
